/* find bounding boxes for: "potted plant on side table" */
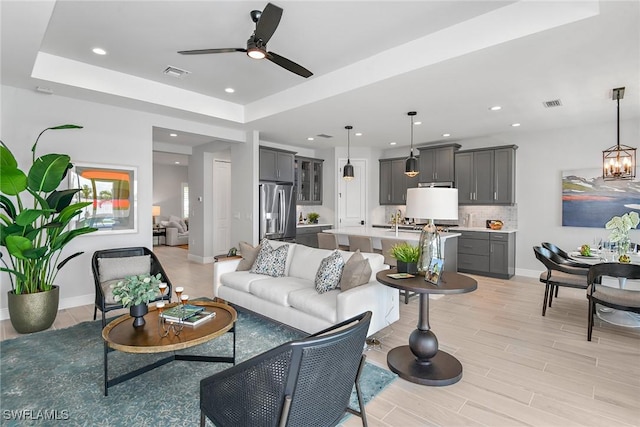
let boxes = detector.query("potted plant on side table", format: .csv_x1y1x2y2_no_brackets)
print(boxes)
390,242,420,274
307,212,320,224
1,125,97,333
111,273,163,327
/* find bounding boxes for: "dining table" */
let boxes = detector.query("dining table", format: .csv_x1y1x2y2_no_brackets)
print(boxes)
570,247,640,328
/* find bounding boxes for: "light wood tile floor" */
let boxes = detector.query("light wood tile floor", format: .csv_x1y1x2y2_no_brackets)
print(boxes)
2,245,639,426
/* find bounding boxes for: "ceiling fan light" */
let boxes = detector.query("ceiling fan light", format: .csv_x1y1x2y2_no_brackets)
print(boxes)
247,48,266,60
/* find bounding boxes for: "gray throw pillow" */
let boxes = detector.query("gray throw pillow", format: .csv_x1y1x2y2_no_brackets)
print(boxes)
315,250,345,294
339,250,372,291
236,241,260,271
98,255,150,282
250,240,289,277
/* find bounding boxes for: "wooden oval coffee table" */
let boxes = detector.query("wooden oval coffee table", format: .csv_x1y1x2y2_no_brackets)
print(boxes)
377,269,477,386
102,301,237,396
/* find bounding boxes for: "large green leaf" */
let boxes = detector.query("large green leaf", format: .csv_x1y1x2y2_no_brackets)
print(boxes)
27,153,70,193
0,144,18,169
0,195,16,221
0,144,25,196
22,246,48,260
55,201,91,226
47,189,80,212
50,226,96,252
14,209,46,227
5,235,33,259
30,124,83,156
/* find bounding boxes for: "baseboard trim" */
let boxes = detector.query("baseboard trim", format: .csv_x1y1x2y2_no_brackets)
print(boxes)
0,293,94,321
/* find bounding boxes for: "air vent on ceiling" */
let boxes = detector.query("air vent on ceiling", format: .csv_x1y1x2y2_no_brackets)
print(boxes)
316,134,333,139
163,66,190,78
543,99,562,108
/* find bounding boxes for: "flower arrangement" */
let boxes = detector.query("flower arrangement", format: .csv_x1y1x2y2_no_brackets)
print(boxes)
111,273,162,308
605,211,639,261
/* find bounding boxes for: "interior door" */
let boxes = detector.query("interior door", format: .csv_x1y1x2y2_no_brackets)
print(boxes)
337,159,367,227
213,160,231,255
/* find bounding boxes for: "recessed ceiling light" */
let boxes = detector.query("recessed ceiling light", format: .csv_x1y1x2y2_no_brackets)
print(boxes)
307,137,314,141
355,132,362,136
490,106,502,111
511,123,521,127
390,142,397,146
170,133,177,137
442,133,451,137
92,47,107,55
175,161,180,164
225,87,235,93
414,121,422,125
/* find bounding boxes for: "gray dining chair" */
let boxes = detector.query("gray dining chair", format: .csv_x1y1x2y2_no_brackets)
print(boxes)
587,262,640,341
317,232,339,250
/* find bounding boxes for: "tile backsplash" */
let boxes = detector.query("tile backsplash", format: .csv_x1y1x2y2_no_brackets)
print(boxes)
383,204,518,229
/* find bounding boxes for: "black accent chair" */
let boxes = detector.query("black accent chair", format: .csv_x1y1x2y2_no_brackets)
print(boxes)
92,247,173,327
587,262,640,341
200,311,372,427
533,246,589,316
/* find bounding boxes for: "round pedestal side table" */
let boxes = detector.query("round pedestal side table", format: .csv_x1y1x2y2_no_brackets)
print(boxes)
376,269,477,386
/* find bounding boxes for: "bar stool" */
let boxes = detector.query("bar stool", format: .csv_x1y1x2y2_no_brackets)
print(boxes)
348,235,374,253
381,238,417,304
317,233,339,250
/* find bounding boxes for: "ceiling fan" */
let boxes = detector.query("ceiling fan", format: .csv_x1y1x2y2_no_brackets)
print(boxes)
178,3,313,78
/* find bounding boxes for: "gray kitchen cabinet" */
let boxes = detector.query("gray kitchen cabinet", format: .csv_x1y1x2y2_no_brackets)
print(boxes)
417,144,460,183
455,145,517,205
457,230,515,279
296,225,332,248
379,158,418,205
295,156,323,205
259,147,295,182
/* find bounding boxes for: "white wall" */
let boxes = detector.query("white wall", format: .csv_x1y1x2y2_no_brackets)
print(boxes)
153,163,188,220
0,85,245,318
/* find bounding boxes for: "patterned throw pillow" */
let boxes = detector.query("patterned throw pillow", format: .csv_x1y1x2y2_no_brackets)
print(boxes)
250,240,289,277
315,250,346,294
339,250,372,291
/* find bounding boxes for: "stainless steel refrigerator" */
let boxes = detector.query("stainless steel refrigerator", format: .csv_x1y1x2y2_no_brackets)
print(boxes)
259,183,296,241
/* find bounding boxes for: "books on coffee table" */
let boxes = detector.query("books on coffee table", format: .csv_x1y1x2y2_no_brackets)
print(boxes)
161,304,204,321
181,311,216,327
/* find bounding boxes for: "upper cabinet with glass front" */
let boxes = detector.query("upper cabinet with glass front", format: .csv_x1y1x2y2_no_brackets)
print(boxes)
295,156,324,205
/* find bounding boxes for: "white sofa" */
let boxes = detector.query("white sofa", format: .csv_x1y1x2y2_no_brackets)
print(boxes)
213,240,399,337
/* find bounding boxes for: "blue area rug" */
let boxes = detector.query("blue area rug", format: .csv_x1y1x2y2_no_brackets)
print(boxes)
1,309,395,426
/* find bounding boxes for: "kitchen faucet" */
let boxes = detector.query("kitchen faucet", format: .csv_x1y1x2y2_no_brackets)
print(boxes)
395,209,402,236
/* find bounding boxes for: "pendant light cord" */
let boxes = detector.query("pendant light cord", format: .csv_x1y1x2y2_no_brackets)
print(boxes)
410,114,414,155
617,90,620,149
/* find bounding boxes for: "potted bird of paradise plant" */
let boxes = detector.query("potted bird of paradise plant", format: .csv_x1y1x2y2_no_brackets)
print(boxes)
0,125,97,333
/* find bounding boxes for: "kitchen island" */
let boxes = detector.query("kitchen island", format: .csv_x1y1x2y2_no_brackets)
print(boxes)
324,226,460,272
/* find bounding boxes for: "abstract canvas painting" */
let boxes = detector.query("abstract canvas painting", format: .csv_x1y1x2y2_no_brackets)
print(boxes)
562,168,640,228
68,163,137,234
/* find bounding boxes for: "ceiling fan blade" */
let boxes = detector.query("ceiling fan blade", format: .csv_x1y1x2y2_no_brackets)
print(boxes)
178,48,246,55
255,3,282,44
266,51,313,78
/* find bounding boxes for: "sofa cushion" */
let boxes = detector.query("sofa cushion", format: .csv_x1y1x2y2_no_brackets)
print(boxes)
169,215,187,233
251,240,290,277
222,271,271,293
288,288,339,323
250,276,312,306
288,245,334,281
315,250,345,294
339,250,372,291
236,241,260,271
98,255,150,282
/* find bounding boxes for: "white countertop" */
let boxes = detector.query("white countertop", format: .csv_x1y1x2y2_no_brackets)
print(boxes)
324,226,461,242
296,223,333,228
455,227,518,233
